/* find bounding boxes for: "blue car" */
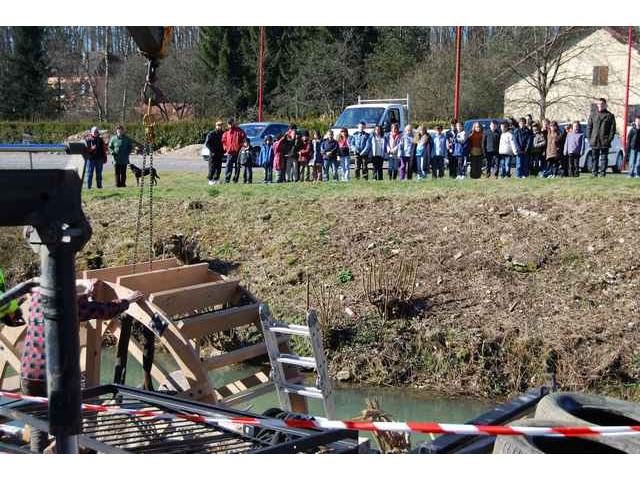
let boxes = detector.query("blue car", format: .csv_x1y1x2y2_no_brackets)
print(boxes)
463,118,509,134
201,122,289,160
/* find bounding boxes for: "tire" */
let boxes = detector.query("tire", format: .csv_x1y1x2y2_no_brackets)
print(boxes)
612,151,623,173
493,418,626,454
534,392,640,453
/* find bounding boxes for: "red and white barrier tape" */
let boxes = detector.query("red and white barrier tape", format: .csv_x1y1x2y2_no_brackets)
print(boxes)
2,390,640,438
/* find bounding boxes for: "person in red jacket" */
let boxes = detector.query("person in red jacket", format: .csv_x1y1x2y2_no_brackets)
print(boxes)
297,132,312,182
222,117,246,184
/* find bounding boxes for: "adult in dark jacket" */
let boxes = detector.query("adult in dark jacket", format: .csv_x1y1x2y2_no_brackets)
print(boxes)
85,126,107,189
513,118,533,178
482,120,501,177
205,120,225,185
587,98,617,177
627,116,640,178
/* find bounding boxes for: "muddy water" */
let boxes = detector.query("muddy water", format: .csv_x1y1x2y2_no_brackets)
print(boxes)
100,348,492,447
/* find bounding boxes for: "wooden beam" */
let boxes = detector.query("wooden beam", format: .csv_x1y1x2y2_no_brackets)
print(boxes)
0,374,20,392
83,319,103,387
117,263,222,294
149,279,239,317
82,258,179,283
213,368,271,401
178,304,259,339
202,338,287,371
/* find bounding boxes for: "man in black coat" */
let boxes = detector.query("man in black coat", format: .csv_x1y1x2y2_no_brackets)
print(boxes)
587,98,617,177
205,120,225,185
482,120,501,177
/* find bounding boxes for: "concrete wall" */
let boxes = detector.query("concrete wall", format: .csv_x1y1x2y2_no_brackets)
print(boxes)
504,29,640,131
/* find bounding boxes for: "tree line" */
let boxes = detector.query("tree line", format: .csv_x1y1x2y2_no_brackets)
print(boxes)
1,26,625,124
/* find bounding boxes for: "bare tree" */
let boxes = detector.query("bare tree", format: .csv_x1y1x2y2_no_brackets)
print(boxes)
501,27,594,120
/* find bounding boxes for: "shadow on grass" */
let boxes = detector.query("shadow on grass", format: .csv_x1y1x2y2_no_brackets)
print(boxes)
206,258,241,275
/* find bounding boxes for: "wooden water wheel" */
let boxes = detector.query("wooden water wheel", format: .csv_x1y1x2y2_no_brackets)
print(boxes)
0,258,307,412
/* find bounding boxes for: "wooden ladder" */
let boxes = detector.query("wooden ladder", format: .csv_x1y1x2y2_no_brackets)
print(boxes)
259,304,335,419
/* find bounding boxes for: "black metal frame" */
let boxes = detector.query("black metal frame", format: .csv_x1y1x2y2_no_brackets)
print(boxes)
0,384,359,454
414,386,550,454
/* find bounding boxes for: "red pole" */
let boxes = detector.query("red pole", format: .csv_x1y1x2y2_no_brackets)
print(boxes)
258,26,265,122
453,26,462,121
622,26,633,170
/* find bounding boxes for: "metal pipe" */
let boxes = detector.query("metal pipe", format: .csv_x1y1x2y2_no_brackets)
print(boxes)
622,26,633,170
453,26,462,121
258,26,265,122
0,143,67,153
41,239,81,454
0,277,39,306
0,142,86,155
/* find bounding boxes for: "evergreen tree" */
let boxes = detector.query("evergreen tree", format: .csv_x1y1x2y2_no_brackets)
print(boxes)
0,27,51,120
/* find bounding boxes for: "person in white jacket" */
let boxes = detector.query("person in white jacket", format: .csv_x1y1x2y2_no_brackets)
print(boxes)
498,122,516,178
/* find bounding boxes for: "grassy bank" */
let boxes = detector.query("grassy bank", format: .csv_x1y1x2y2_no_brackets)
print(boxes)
2,173,640,399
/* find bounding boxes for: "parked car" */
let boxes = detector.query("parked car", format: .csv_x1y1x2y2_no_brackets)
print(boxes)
200,122,289,161
558,122,623,173
463,118,509,134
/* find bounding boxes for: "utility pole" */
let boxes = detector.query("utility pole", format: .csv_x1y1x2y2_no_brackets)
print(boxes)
453,26,462,121
258,26,265,122
622,26,633,170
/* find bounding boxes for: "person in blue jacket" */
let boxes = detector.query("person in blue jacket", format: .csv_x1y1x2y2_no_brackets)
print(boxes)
349,121,372,180
258,135,275,183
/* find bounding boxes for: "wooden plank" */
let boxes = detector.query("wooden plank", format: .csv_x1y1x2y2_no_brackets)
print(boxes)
178,304,259,339
83,258,179,283
213,368,271,401
0,331,23,372
202,336,288,371
117,263,222,294
219,381,276,407
0,374,20,391
83,319,103,387
149,279,239,317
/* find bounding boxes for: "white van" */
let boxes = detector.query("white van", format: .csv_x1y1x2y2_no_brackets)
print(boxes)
331,95,410,137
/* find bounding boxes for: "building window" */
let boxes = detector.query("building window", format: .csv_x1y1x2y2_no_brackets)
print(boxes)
593,66,609,86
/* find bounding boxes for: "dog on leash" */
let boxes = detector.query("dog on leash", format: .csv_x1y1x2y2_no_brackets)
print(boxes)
129,163,160,186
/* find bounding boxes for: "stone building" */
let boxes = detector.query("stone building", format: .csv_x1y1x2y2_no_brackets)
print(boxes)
504,27,640,128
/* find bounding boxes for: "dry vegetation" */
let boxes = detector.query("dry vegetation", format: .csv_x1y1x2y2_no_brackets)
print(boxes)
2,173,640,400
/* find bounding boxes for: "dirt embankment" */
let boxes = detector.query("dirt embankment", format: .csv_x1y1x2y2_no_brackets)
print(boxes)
2,191,640,399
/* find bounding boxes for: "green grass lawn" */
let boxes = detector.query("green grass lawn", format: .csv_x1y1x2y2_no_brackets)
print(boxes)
87,169,640,203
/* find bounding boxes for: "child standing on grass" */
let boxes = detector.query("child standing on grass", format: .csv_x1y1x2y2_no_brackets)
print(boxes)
274,133,285,183
239,138,254,184
498,121,515,178
531,123,546,177
468,122,484,179
564,121,584,177
414,125,431,179
297,132,312,182
321,130,339,181
446,120,457,178
545,121,564,178
310,130,323,181
483,120,501,178
338,128,351,181
259,135,275,183
386,123,401,180
370,125,386,181
452,122,468,180
431,125,447,179
399,124,415,180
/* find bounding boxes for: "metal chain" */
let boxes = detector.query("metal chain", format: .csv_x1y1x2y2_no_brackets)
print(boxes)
148,141,154,269
132,142,147,273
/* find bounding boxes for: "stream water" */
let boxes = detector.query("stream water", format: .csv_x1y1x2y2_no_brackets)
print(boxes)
99,348,492,447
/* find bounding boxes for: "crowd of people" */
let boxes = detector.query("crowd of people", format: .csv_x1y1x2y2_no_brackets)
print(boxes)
203,98,635,186
81,97,639,189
